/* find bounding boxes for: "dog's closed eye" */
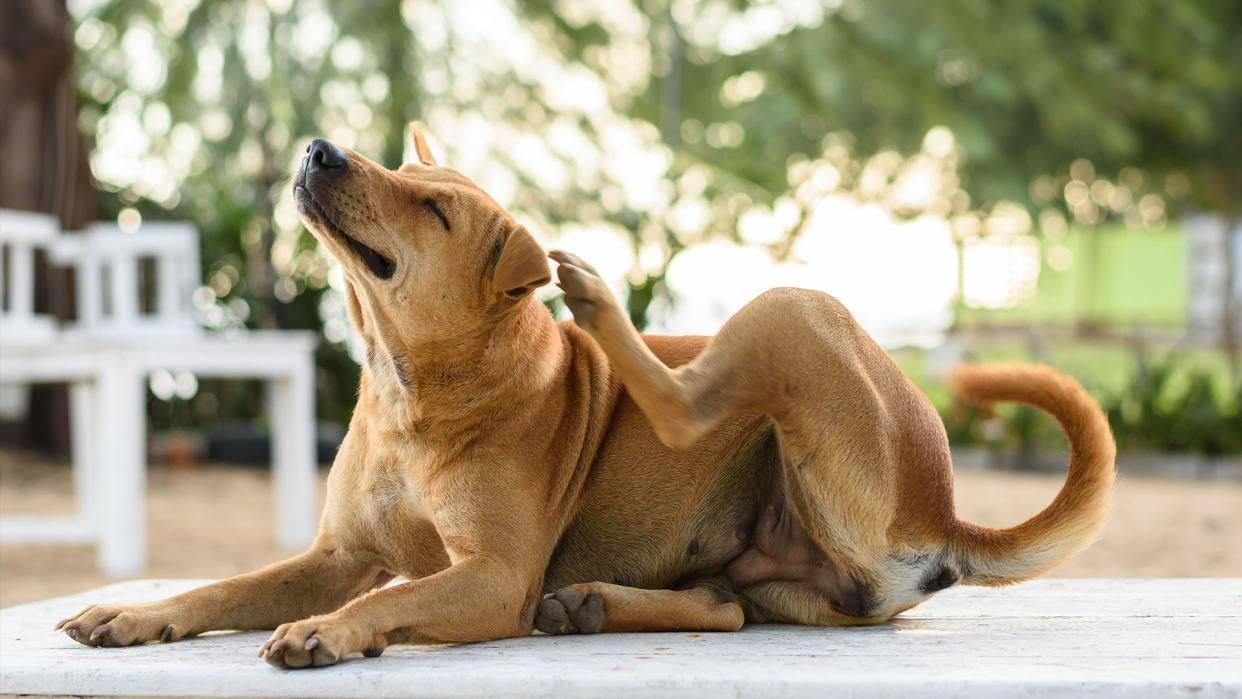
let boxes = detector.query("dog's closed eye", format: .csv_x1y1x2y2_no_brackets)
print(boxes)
424,199,450,231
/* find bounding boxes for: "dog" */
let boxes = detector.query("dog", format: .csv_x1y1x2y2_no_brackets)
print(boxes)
57,124,1115,668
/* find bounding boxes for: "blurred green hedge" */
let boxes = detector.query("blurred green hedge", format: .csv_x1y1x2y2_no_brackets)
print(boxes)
941,353,1242,456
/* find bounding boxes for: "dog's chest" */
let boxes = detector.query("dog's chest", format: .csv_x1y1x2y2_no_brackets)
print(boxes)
338,442,440,563
362,467,422,521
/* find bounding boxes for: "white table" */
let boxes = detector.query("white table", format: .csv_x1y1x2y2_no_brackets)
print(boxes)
1,208,320,577
0,331,318,576
1,578,1238,698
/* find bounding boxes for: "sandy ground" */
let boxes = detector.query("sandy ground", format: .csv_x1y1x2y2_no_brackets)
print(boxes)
2,451,1240,609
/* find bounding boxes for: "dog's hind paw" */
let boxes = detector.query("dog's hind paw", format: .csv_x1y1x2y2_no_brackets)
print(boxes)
535,586,603,635
549,250,614,329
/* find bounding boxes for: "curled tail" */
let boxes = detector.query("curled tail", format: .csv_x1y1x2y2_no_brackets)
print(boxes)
948,364,1116,586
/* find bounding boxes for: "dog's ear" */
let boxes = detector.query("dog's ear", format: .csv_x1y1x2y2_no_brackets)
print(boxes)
409,122,438,167
493,225,551,298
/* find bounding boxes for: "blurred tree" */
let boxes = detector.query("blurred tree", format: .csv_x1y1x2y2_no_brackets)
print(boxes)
73,0,431,425
72,0,650,426
68,0,1241,434
518,0,1242,356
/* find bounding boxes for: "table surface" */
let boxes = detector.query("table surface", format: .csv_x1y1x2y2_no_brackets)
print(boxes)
1,578,1239,698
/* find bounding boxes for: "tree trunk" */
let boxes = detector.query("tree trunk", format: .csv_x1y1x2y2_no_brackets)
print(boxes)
0,0,96,455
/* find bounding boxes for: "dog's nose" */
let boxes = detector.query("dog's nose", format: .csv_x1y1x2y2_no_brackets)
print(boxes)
306,139,347,173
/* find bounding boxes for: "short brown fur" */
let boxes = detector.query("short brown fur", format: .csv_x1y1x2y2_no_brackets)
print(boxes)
57,126,1116,667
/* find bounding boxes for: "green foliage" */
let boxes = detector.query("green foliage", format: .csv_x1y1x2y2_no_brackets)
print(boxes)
75,0,422,425
937,352,1242,455
513,0,1242,343
72,1,1241,444
521,0,1242,217
1105,355,1242,455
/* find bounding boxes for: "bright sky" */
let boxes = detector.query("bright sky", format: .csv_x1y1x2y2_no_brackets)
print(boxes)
541,196,965,346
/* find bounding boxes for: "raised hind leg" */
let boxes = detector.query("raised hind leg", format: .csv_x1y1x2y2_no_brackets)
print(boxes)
551,251,934,621
551,250,819,450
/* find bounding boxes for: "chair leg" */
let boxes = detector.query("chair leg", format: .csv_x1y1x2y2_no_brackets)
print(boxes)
69,380,97,530
268,355,317,550
96,358,146,577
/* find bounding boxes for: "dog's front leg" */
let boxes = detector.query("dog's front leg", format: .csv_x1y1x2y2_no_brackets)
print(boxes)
57,546,389,647
261,555,535,668
259,450,554,668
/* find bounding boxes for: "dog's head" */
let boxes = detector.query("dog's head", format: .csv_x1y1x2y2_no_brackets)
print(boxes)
292,123,551,346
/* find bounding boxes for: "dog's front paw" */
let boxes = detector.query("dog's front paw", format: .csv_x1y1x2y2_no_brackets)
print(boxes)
536,586,603,635
56,603,188,647
260,614,386,669
548,250,616,330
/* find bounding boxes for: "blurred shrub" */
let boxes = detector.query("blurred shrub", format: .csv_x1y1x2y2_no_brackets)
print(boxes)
944,354,1242,456
1103,355,1242,455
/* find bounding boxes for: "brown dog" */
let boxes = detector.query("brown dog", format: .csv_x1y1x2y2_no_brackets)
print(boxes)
57,124,1115,668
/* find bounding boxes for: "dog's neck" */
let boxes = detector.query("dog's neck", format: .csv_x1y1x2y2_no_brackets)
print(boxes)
357,297,562,439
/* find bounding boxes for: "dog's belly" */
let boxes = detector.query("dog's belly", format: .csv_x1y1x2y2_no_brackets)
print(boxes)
542,398,878,621
542,402,777,592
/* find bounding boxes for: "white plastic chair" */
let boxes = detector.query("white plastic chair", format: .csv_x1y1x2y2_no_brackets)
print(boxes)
0,208,319,576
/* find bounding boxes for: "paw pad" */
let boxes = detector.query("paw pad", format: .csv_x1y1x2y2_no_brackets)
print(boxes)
535,588,603,635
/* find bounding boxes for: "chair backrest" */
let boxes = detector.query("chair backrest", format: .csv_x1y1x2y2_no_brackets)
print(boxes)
51,221,202,338
0,209,60,345
2,208,205,342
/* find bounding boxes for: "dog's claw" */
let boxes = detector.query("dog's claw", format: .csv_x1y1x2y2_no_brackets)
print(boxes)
548,250,601,277
306,637,320,650
89,624,110,641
